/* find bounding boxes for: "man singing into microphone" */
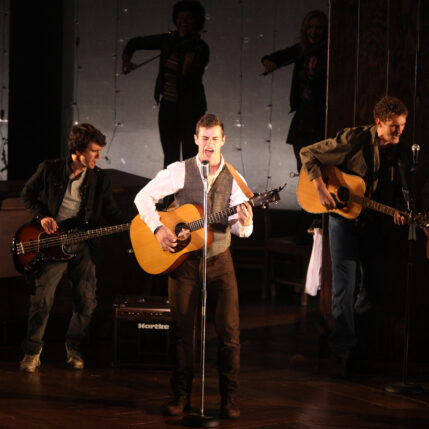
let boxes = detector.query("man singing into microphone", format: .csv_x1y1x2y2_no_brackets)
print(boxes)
134,113,253,419
300,96,409,378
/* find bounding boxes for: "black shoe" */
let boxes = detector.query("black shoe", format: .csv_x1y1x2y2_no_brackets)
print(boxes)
165,397,190,416
329,356,348,379
220,398,240,419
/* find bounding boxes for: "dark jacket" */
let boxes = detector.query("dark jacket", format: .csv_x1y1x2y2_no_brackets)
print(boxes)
262,42,326,112
21,156,124,228
123,31,209,111
300,124,409,210
262,42,327,146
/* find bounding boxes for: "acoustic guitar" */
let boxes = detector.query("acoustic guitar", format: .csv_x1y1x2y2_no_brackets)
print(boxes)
130,187,282,275
297,165,429,227
12,221,130,273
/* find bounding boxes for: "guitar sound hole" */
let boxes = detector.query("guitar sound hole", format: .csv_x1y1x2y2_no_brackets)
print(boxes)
174,223,191,253
337,187,350,203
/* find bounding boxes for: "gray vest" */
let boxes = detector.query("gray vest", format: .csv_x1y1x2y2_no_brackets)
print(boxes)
175,158,233,258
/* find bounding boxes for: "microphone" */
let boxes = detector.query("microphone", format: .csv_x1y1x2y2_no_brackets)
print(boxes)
201,160,209,180
412,144,420,169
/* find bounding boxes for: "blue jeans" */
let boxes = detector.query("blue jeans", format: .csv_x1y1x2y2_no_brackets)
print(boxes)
328,215,382,358
22,242,97,355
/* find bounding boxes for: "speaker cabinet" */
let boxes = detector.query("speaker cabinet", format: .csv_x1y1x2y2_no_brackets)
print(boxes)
113,296,171,368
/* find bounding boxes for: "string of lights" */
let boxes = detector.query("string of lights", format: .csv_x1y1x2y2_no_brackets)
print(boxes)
66,0,296,206
236,0,246,177
103,0,125,163
264,0,278,191
0,0,9,174
72,0,81,125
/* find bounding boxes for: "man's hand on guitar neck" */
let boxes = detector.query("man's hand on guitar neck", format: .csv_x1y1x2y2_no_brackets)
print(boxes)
393,211,406,226
41,217,59,234
313,176,336,210
237,201,253,226
155,226,178,252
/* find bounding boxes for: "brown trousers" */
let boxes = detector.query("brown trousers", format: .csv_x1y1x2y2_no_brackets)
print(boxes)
168,249,240,400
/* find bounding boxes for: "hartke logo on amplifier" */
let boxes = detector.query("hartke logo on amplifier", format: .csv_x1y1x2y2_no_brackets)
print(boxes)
113,296,172,368
137,323,170,330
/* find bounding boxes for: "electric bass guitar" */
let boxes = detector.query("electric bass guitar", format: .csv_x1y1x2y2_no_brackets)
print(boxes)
12,221,130,273
130,187,282,275
297,165,429,227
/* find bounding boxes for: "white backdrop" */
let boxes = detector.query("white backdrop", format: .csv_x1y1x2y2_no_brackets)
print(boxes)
67,0,328,209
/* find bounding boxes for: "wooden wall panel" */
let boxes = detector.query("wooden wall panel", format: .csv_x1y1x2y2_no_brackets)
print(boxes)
355,0,388,125
320,0,360,337
326,0,359,136
387,0,419,145
325,0,429,361
415,0,429,190
412,0,429,359
372,0,419,361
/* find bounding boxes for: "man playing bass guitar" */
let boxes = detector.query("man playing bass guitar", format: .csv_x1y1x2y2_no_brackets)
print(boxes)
300,96,409,378
19,124,125,373
134,113,253,420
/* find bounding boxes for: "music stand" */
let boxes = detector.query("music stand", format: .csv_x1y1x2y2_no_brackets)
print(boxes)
183,161,220,427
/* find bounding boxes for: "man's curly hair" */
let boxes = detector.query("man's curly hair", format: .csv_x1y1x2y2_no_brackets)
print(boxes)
373,96,408,122
68,123,106,154
172,1,206,33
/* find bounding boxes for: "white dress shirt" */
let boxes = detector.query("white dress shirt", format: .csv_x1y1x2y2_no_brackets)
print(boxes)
134,156,253,237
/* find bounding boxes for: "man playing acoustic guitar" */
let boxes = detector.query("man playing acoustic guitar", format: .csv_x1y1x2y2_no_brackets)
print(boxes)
19,124,124,373
300,96,408,378
134,113,253,419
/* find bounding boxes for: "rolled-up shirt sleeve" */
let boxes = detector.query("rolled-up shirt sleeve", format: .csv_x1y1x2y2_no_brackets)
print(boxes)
134,161,185,232
228,173,253,238
300,128,355,181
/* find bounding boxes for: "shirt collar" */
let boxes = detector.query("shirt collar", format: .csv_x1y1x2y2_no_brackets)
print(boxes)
195,155,225,187
195,155,225,174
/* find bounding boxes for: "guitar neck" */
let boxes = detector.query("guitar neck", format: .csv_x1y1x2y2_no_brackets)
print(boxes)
63,223,131,245
350,194,406,218
187,206,239,232
180,188,280,233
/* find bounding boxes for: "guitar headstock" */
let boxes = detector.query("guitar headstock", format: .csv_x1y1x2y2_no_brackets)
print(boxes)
416,212,429,230
250,185,285,209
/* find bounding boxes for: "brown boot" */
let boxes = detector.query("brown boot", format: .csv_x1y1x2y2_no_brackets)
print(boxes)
65,344,84,369
165,396,190,416
220,398,240,419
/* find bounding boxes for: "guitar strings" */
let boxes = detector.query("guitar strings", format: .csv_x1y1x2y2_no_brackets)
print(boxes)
188,205,239,231
18,223,131,254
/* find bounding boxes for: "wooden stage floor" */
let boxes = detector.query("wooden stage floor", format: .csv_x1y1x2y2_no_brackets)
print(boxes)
0,292,428,429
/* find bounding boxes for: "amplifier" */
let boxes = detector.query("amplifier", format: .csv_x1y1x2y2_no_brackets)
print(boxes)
113,295,171,368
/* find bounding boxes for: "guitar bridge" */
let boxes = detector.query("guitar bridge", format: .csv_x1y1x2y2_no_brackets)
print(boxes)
173,223,191,253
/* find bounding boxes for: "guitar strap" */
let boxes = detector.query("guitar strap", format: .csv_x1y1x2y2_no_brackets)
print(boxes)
366,142,375,198
225,162,254,198
398,161,410,212
84,170,96,225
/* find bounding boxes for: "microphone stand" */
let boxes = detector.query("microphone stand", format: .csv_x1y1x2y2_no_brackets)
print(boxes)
386,147,423,395
183,161,220,427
